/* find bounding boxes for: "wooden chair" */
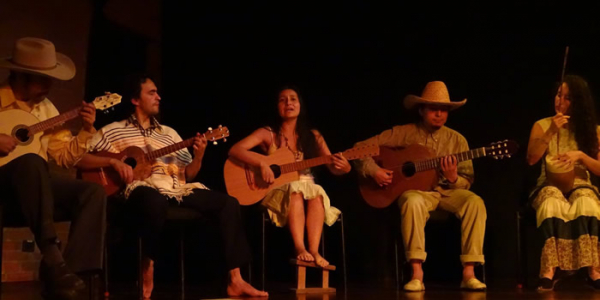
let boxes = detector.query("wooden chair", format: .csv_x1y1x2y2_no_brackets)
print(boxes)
261,210,347,294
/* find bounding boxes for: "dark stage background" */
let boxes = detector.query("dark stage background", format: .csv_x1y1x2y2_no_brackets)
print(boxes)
81,0,600,291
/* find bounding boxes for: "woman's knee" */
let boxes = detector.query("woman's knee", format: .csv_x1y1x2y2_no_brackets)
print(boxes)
290,192,305,203
307,195,324,206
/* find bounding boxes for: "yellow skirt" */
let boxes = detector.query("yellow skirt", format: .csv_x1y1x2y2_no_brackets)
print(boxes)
262,177,341,227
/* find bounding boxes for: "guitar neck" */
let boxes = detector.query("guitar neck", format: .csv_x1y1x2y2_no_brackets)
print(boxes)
279,155,333,174
278,146,375,174
414,147,487,172
29,107,81,135
145,137,195,161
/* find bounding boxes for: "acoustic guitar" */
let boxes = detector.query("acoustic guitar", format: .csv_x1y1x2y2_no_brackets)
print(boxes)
224,144,380,205
359,140,518,208
79,125,229,196
0,93,121,167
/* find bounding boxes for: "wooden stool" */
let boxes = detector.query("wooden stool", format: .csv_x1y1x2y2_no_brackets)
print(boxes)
291,259,336,294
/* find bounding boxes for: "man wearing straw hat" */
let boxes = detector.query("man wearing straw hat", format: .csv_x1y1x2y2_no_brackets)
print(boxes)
354,81,487,291
0,37,106,299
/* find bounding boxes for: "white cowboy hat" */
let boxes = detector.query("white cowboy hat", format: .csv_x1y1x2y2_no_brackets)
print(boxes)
403,81,466,110
0,37,75,80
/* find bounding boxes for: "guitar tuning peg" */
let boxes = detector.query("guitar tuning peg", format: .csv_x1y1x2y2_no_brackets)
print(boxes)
218,124,222,128
208,127,213,131
213,141,218,145
224,138,227,142
494,157,499,160
507,155,511,158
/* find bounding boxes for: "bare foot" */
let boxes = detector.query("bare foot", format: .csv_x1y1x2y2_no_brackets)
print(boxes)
541,267,555,280
227,270,268,297
142,258,154,299
311,252,329,268
296,249,314,262
590,267,600,280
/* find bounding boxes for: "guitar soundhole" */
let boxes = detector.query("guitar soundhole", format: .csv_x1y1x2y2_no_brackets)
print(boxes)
401,162,416,177
270,165,281,179
124,157,137,169
14,127,30,143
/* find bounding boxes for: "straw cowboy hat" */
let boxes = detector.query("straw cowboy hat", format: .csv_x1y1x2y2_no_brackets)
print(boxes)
0,37,75,80
403,81,466,110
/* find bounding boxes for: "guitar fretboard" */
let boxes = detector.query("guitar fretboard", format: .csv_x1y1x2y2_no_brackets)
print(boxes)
414,147,487,172
278,145,378,174
28,108,81,135
280,156,334,174
145,138,195,161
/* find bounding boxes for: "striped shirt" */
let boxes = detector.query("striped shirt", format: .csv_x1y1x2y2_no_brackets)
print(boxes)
88,115,208,200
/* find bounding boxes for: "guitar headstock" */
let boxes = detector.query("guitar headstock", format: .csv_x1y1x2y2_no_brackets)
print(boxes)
342,144,380,160
205,125,230,145
92,92,122,113
486,140,519,159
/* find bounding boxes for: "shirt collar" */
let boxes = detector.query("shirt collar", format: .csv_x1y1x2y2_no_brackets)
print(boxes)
126,114,163,135
417,122,443,142
0,81,46,111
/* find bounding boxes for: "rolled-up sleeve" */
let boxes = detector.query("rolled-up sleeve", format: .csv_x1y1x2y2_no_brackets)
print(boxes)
354,126,408,178
47,128,96,168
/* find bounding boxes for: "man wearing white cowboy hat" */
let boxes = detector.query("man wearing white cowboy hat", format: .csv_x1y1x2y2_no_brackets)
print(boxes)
0,37,106,299
354,81,487,291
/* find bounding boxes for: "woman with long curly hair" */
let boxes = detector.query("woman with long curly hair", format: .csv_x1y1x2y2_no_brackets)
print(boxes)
527,74,600,291
229,85,351,267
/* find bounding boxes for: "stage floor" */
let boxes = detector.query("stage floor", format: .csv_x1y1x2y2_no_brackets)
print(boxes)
2,281,600,299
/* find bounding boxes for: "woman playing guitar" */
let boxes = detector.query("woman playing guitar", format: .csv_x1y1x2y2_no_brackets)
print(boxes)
228,85,351,268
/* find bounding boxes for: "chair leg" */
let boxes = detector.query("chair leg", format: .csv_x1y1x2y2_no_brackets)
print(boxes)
394,239,400,291
0,205,4,294
138,237,143,300
104,243,109,298
89,272,97,300
340,213,347,295
482,263,486,283
248,262,252,285
516,210,522,288
179,226,185,299
261,210,266,291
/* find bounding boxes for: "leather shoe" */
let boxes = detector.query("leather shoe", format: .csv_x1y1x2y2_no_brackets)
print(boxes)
39,262,86,299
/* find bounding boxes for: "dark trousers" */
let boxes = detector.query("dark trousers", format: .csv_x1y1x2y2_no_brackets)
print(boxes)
0,154,106,272
126,186,251,271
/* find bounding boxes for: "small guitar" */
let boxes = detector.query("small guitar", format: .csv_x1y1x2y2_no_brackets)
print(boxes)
359,140,518,208
0,93,122,167
224,144,380,205
80,125,230,196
